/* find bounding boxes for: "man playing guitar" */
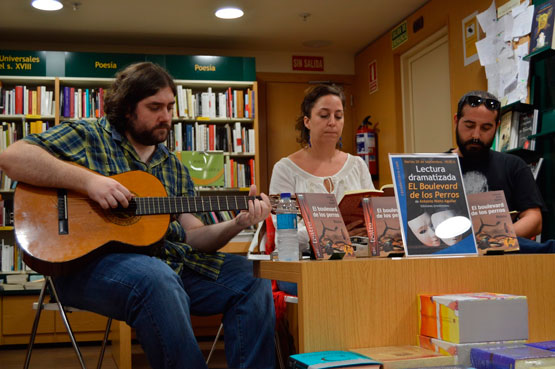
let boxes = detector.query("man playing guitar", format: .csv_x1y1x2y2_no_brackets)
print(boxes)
0,62,275,369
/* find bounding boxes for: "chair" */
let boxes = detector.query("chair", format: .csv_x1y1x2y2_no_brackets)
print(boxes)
24,276,112,369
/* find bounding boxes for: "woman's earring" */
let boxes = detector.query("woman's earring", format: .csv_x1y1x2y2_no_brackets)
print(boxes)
308,132,311,148
338,136,343,149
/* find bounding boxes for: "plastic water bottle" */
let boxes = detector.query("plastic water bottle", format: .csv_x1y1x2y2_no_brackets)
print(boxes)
276,193,299,261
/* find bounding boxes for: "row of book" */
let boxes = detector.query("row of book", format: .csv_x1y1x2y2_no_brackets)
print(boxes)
0,196,13,226
178,151,255,189
175,87,255,119
0,240,30,273
0,120,50,190
0,85,55,117
496,108,538,152
169,121,255,153
61,86,105,119
0,271,43,291
224,157,255,188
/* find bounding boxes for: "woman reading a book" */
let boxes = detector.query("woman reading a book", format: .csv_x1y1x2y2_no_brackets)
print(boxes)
269,84,375,294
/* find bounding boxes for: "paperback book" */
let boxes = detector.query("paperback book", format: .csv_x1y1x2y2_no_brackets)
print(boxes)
296,192,354,260
362,196,404,257
338,184,395,231
470,344,555,369
350,346,455,369
467,190,519,254
289,350,381,369
389,154,477,257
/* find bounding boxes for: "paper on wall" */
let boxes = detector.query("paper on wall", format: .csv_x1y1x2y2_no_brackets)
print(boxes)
476,36,499,65
477,1,498,35
512,0,530,18
512,5,534,38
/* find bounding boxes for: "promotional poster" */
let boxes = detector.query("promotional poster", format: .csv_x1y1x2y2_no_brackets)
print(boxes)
389,154,477,257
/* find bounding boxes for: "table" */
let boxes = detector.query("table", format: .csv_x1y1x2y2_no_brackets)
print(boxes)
254,254,555,353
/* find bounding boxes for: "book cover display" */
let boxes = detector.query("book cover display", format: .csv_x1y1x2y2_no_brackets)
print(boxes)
180,151,225,187
296,193,354,260
362,196,404,257
289,350,381,369
418,293,528,344
470,344,555,369
389,154,477,257
530,0,555,53
467,191,519,254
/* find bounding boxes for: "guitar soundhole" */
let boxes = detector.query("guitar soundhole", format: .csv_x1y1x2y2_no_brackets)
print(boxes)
105,200,140,226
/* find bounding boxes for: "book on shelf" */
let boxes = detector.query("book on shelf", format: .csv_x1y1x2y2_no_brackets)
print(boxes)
530,0,555,54
497,110,515,152
5,273,27,284
466,190,519,254
350,346,455,369
362,196,404,257
289,350,381,369
389,154,477,257
173,86,255,120
470,344,555,369
296,192,354,260
517,109,537,149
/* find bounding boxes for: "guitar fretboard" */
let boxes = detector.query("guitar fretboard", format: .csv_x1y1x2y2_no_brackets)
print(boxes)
132,196,259,215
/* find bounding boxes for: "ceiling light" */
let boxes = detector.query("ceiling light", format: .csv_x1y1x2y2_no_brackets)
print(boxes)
31,0,63,11
215,7,244,19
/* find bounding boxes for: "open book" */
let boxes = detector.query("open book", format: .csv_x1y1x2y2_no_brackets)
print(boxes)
338,184,394,229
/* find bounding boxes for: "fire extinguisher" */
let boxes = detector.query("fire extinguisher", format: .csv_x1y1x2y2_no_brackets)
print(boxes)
356,116,379,178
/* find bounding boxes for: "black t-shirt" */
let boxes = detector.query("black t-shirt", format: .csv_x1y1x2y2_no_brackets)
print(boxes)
455,149,545,213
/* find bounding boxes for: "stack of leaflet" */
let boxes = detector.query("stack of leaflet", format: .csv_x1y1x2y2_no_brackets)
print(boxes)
417,292,528,367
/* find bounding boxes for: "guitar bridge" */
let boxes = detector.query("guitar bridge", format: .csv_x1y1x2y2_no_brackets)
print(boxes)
57,189,68,235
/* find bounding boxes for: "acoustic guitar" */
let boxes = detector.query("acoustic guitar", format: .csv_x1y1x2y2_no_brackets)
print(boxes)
14,170,261,275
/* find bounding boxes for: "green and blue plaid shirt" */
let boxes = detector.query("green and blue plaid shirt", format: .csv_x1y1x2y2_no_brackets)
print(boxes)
23,117,225,279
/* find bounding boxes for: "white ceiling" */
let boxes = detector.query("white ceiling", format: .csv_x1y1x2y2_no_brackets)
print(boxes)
1,0,428,54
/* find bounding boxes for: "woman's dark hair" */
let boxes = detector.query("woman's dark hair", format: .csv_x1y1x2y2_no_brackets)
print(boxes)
295,84,345,147
104,62,177,134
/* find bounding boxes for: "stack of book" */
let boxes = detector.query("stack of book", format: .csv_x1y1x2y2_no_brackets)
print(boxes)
350,345,455,369
417,293,528,367
470,342,555,369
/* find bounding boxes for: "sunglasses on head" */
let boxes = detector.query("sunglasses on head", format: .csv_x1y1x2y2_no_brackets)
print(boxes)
465,95,500,111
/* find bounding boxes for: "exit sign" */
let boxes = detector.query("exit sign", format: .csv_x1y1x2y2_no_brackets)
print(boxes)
292,55,324,71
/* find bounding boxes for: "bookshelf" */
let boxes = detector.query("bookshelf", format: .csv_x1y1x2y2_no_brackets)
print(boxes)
527,41,555,240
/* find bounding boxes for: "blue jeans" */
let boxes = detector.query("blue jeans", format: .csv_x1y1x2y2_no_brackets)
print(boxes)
54,253,275,369
517,237,555,253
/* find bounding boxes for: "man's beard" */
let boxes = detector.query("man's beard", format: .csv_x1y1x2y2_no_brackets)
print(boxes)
127,120,170,146
456,126,493,161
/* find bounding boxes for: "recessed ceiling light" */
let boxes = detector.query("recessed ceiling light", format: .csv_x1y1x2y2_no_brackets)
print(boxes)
215,7,244,19
31,0,63,11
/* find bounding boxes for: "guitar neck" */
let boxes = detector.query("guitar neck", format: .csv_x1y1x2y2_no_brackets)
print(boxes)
132,195,260,215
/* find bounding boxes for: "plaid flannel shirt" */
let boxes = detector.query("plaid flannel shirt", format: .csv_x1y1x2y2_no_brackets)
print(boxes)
23,117,225,279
